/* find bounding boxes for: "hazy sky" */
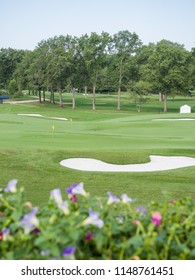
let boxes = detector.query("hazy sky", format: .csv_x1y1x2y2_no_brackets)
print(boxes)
0,0,195,50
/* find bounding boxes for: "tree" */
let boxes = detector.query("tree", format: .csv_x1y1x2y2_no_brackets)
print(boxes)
78,32,110,110
36,35,76,106
111,31,142,110
0,48,25,91
14,50,34,94
146,40,191,112
130,80,152,112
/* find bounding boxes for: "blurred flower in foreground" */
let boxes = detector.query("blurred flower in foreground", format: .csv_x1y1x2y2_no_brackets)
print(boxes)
23,201,33,209
151,211,162,226
0,228,10,241
41,249,50,256
132,220,140,225
83,210,104,228
59,201,70,215
136,206,147,215
107,192,120,205
85,231,93,241
50,189,69,215
4,179,18,193
50,189,63,206
70,194,77,203
121,194,132,203
169,199,176,205
62,246,76,259
117,214,124,224
19,207,39,234
131,256,140,260
66,182,88,197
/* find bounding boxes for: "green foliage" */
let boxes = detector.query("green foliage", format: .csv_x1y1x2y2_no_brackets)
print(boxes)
8,79,18,95
0,180,195,260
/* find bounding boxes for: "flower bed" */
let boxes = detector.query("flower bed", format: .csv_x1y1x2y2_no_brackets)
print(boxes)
0,180,195,260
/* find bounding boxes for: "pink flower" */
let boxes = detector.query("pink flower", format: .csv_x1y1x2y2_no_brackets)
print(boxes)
132,220,140,225
70,194,77,203
151,212,162,226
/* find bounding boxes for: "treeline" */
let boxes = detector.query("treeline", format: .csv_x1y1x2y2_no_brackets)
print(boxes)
0,30,195,111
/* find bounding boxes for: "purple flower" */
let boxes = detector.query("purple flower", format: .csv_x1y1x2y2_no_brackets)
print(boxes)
62,246,76,259
32,228,40,235
50,189,63,206
121,194,132,203
66,183,77,194
66,182,88,197
136,206,147,215
107,192,120,205
4,179,18,193
19,207,39,234
83,210,104,228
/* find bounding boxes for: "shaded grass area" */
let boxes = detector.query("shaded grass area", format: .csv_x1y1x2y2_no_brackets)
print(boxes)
1,93,195,207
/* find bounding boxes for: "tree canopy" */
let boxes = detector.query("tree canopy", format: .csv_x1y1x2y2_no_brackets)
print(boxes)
0,31,194,111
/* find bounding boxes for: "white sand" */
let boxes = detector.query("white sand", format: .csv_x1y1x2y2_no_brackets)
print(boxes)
18,113,43,117
17,114,67,121
48,117,68,121
60,155,195,172
153,118,195,121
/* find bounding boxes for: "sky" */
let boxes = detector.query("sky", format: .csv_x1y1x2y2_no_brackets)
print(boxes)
0,0,195,51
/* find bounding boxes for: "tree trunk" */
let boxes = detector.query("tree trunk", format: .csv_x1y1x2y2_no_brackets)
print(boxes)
50,87,55,104
38,90,42,103
117,87,121,111
18,81,22,93
164,93,167,112
84,86,87,98
117,60,123,111
72,88,76,110
92,84,96,110
58,87,63,107
43,90,45,102
159,92,163,102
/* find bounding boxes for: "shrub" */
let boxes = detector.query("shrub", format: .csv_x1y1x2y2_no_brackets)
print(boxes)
13,91,23,98
0,180,195,260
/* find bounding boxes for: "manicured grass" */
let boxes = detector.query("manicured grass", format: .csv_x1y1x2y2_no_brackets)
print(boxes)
1,93,195,207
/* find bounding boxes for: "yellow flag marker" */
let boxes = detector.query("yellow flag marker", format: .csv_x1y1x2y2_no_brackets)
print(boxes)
52,125,55,130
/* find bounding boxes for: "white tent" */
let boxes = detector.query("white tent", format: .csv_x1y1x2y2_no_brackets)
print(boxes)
180,105,191,113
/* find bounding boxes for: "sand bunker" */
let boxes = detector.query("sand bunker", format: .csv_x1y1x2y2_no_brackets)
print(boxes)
17,114,67,121
18,113,43,117
60,155,195,172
